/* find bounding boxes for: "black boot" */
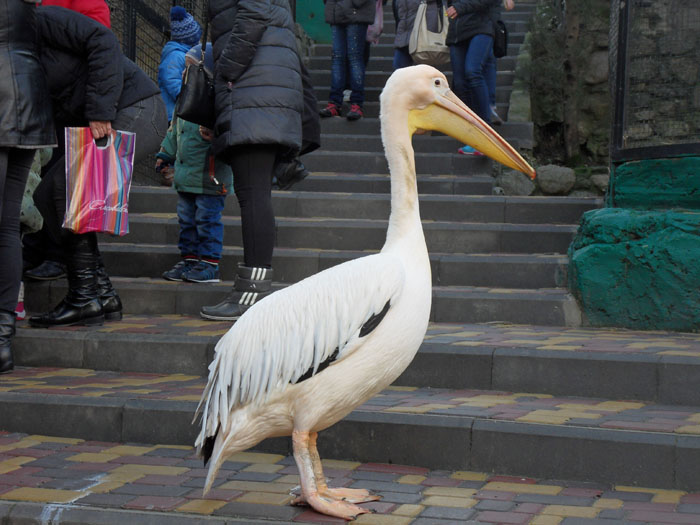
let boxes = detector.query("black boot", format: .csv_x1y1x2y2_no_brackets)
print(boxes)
0,310,15,374
200,264,273,321
29,235,104,328
272,157,309,191
97,256,122,321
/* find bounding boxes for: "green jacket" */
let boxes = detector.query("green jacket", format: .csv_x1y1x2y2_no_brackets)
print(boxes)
156,118,233,196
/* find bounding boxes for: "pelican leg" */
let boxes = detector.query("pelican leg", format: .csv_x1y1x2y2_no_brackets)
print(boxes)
308,432,381,504
292,430,371,521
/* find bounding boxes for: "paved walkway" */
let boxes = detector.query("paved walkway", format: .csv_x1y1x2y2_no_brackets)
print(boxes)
18,314,700,359
1,432,700,524
3,367,700,435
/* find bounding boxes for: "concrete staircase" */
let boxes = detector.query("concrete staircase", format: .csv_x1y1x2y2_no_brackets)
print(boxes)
4,3,699,522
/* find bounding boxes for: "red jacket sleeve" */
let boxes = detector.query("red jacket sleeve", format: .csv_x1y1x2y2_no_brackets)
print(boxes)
42,0,111,28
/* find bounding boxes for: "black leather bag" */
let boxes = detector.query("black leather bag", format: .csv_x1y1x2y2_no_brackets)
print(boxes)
174,6,215,129
493,20,508,58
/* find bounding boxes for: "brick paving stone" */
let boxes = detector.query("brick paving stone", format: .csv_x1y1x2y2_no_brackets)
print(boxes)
113,483,190,497
421,477,462,487
474,510,532,523
514,494,594,506
213,500,303,520
42,478,96,490
228,470,281,482
624,501,677,512
421,505,476,520
144,448,193,458
123,495,186,511
349,481,424,494
350,470,399,482
681,495,700,504
601,490,654,502
488,475,537,484
513,502,545,514
137,474,192,486
0,474,51,487
597,508,626,519
377,491,424,504
411,519,459,524
76,493,136,507
561,488,604,498
358,463,430,476
475,490,516,501
625,511,700,523
184,488,243,501
112,455,183,466
475,499,515,511
294,510,347,523
67,462,119,472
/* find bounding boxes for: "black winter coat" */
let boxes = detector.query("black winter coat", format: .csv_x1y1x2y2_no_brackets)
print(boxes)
0,0,55,147
36,6,159,125
446,0,499,45
208,0,303,157
324,0,375,25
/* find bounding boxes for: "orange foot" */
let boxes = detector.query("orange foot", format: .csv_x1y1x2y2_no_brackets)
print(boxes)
322,487,381,504
294,492,373,521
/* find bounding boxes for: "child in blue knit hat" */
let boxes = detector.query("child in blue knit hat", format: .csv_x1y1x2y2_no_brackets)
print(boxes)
157,6,203,123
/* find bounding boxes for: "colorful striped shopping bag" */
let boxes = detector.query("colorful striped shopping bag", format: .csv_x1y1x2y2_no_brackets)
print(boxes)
62,127,136,236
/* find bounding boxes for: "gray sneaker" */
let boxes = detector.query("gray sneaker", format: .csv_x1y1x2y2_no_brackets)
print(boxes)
183,261,220,283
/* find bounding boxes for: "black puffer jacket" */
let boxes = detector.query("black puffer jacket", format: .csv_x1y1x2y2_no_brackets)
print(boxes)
445,0,499,45
0,0,55,147
324,0,375,25
36,6,159,125
209,0,303,157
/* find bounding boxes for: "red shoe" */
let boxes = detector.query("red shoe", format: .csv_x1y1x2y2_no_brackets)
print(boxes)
319,103,341,118
346,104,364,121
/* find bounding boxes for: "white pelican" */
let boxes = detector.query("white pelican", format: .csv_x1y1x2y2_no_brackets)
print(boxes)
194,65,535,520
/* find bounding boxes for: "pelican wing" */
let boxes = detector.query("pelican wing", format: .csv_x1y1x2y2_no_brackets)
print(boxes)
195,253,405,446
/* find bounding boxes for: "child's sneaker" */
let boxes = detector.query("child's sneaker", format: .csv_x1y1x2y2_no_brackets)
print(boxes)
457,145,484,156
490,105,504,125
346,104,364,121
183,261,220,283
319,102,341,118
162,259,196,281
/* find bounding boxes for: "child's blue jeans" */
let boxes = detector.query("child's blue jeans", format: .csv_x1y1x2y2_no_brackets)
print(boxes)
176,192,225,262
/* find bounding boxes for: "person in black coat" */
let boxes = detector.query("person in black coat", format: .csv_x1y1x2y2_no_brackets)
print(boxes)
446,0,500,154
319,0,375,120
28,6,168,329
0,0,56,373
200,0,312,322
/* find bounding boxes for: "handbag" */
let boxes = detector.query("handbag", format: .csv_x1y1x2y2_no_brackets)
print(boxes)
366,0,384,44
493,19,508,58
174,3,215,129
62,127,135,236
408,0,450,66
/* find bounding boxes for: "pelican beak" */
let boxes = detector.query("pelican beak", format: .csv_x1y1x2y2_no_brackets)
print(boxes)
408,90,536,179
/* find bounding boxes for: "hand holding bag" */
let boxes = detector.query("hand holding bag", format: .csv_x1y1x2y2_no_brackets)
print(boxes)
174,3,215,129
409,0,450,66
63,127,135,236
366,0,384,44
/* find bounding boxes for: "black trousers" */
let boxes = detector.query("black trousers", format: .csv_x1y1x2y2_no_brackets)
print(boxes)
230,144,281,269
0,148,35,312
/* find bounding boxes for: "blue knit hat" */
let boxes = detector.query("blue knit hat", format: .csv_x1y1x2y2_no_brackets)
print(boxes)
170,6,202,46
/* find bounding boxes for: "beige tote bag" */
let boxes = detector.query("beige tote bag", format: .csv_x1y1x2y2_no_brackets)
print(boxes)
408,0,450,66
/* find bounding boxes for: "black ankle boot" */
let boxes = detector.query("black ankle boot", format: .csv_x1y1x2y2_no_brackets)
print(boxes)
97,256,122,321
200,264,273,321
0,310,15,374
29,234,104,328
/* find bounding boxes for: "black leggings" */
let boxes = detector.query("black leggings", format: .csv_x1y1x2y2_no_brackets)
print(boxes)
230,144,280,269
0,148,35,312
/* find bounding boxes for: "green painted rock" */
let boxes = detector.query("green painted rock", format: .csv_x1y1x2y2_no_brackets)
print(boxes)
611,157,700,209
568,208,700,331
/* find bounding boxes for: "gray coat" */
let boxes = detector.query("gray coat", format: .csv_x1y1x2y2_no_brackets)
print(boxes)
324,0,375,25
394,0,442,49
209,0,303,158
0,0,55,147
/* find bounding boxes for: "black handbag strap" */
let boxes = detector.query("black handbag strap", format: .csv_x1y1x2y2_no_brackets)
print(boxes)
200,0,209,61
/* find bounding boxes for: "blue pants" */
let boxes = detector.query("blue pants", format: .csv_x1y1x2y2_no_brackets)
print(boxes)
176,192,225,262
393,46,414,70
329,23,368,107
486,52,496,107
449,34,494,123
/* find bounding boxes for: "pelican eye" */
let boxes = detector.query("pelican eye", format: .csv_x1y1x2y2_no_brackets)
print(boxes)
434,79,441,86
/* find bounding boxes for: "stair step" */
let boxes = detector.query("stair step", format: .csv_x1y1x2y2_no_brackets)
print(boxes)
310,69,516,89
15,318,700,406
314,83,514,103
313,42,523,59
310,54,518,72
128,187,599,224
24,278,579,326
93,244,568,288
3,430,698,525
290,171,496,195
109,214,578,254
2,368,698,489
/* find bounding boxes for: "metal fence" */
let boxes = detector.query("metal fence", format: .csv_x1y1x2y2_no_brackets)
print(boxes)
610,0,700,162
